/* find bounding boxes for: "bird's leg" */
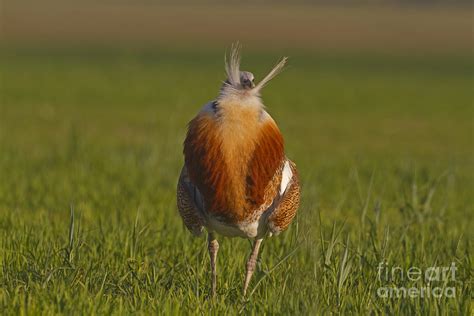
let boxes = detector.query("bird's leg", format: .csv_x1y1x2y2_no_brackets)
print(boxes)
243,238,263,296
208,232,219,297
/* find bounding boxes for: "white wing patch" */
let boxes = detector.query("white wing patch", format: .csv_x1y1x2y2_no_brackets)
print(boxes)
280,160,293,195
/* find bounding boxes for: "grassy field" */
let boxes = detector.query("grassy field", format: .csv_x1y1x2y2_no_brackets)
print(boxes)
0,48,472,314
4,3,472,54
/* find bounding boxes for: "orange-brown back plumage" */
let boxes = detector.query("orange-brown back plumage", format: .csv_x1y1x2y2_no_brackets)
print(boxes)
184,101,284,222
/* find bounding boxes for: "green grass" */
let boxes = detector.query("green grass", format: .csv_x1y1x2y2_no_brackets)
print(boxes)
0,49,472,314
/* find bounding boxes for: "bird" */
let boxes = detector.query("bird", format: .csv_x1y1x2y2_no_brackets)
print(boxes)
176,44,300,297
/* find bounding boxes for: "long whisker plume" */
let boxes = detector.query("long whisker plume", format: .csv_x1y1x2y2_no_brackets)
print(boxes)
254,57,288,92
225,42,242,87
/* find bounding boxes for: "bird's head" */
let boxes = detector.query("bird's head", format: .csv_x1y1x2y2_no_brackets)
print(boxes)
220,43,287,98
223,71,255,90
239,71,255,89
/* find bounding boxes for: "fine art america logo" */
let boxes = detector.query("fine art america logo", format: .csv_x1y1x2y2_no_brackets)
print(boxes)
377,261,457,298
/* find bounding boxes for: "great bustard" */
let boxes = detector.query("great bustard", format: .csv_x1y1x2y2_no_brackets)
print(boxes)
177,44,300,296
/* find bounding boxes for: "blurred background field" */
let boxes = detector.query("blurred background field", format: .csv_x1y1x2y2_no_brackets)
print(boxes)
0,1,473,314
